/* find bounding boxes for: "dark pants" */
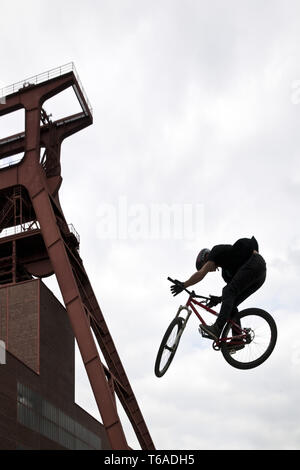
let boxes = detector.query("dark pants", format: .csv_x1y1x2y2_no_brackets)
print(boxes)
216,253,266,330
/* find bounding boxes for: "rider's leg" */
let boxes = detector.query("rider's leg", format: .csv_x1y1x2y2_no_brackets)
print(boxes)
201,254,266,341
215,253,266,332
230,273,266,337
230,306,241,336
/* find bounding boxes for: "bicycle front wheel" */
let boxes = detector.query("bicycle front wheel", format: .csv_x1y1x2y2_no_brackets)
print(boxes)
154,317,184,377
221,308,277,370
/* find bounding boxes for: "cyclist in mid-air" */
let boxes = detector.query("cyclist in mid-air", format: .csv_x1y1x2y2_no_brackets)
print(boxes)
170,236,266,340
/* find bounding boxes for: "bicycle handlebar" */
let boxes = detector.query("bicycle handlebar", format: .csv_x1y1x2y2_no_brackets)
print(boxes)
167,277,210,301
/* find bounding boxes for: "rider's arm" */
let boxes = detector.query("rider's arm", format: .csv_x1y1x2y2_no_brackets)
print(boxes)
183,261,217,288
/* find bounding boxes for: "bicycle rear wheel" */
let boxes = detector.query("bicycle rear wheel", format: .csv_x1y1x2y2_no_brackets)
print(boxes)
154,317,184,377
221,308,277,370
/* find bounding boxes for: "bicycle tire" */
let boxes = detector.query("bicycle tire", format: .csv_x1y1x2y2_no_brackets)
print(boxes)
154,317,184,377
221,308,277,370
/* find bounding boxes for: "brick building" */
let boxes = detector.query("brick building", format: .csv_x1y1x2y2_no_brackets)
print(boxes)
0,279,111,450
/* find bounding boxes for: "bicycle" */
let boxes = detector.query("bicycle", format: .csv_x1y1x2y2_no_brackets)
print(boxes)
154,277,277,377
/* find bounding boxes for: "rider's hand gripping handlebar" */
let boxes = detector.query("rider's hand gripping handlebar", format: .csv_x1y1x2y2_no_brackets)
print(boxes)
168,277,209,300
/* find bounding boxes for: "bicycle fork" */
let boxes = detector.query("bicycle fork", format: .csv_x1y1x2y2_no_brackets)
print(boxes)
173,305,192,343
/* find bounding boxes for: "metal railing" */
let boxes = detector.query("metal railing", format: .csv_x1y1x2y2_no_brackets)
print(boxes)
0,221,40,239
68,223,80,245
0,155,24,170
0,62,93,115
0,221,80,246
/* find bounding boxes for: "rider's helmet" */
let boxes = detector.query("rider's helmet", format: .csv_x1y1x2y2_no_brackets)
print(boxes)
196,248,210,271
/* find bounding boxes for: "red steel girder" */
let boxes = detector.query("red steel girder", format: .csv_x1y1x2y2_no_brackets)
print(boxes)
0,67,155,450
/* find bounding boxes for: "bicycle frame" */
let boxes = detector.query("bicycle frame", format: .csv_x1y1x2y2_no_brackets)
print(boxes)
186,293,246,346
187,294,218,324
168,277,246,344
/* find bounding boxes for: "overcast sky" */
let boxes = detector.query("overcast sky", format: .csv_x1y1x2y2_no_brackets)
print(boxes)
1,0,300,450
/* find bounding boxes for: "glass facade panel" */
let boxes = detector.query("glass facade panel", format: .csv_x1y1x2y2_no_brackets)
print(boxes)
17,382,102,450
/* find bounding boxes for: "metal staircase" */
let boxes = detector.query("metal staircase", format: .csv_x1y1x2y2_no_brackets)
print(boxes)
0,198,13,232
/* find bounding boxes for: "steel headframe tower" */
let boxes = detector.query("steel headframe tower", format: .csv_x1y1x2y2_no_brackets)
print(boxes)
0,63,155,450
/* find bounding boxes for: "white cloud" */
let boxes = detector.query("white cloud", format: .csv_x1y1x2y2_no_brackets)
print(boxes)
2,0,300,450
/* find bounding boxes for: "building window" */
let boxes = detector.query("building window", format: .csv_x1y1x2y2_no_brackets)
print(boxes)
17,383,102,450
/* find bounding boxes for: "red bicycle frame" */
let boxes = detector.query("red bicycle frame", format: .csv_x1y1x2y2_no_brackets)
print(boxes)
185,293,246,346
168,277,246,345
187,295,218,323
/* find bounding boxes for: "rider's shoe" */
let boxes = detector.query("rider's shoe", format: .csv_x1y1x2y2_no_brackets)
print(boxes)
200,323,222,341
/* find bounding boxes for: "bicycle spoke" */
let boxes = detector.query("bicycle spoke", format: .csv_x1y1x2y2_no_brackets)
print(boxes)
222,309,277,369
155,317,184,377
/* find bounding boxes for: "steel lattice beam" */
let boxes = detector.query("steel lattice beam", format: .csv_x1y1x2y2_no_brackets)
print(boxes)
0,65,155,450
